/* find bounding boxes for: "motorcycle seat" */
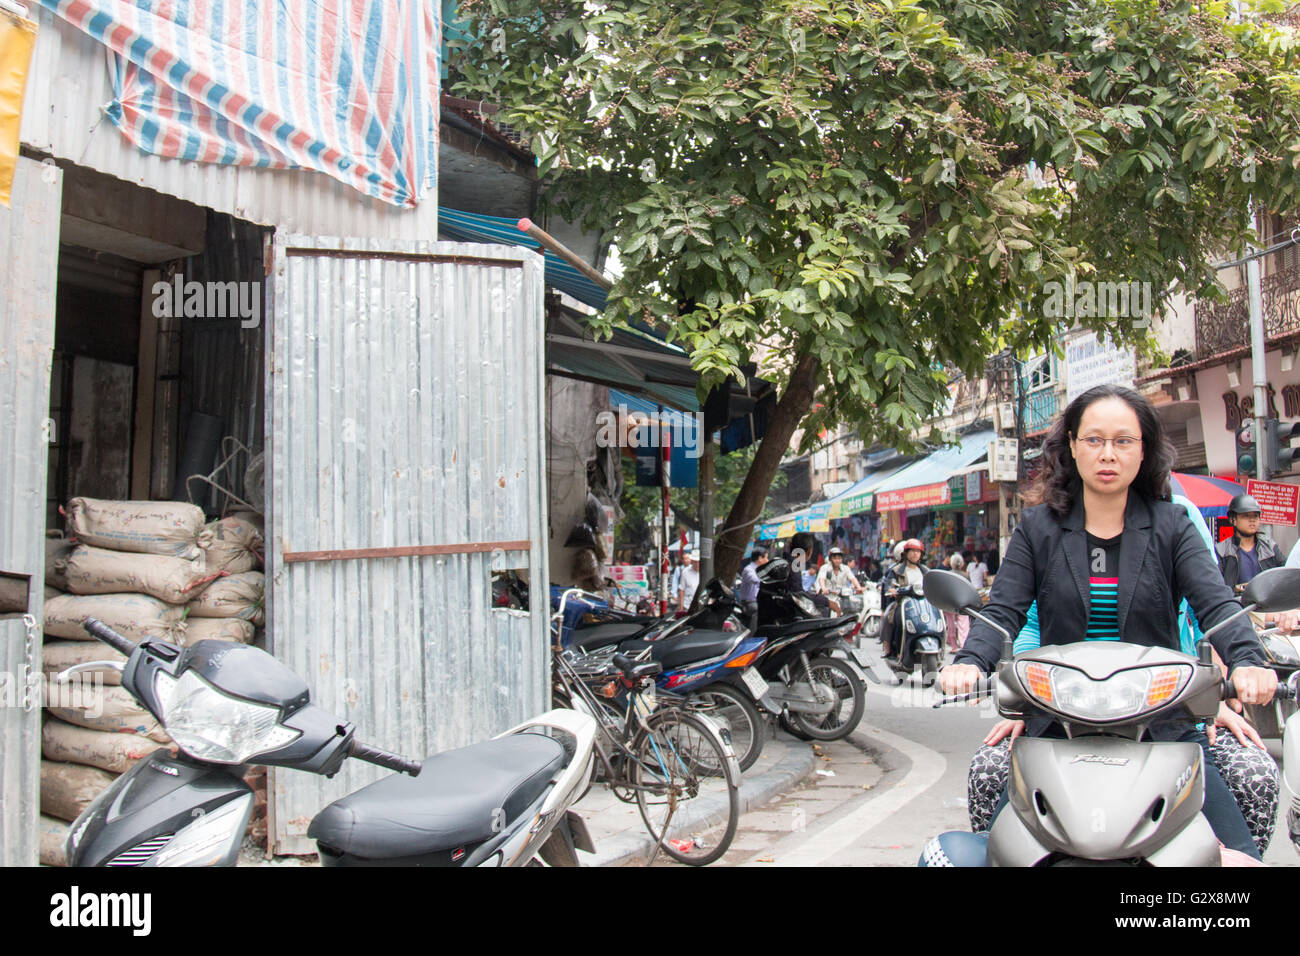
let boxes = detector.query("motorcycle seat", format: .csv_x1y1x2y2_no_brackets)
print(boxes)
307,734,566,859
569,622,652,651
756,614,855,639
620,629,736,670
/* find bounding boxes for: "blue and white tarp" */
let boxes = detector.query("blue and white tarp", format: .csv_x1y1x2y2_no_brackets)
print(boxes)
41,0,439,206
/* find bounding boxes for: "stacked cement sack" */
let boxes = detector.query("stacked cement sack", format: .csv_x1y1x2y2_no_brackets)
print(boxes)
39,499,267,864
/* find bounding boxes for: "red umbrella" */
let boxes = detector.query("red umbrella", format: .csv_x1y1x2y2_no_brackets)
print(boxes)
1169,472,1245,521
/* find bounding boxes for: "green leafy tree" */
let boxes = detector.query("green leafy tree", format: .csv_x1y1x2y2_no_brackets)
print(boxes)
451,0,1300,578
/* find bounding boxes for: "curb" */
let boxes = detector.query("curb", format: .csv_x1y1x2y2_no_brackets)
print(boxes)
585,736,818,867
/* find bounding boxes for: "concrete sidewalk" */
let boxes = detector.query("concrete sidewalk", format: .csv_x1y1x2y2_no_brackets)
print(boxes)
577,732,817,866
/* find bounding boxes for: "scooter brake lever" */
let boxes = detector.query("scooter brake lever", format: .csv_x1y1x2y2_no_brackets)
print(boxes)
56,661,126,682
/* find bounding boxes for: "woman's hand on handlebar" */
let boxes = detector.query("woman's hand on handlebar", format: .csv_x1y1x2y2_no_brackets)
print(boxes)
1230,666,1277,706
938,663,984,696
984,719,1026,748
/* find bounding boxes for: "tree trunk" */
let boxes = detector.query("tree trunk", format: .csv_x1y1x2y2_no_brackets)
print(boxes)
713,351,822,581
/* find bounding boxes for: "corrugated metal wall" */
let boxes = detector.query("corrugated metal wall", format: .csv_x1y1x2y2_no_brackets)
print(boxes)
0,157,62,866
268,238,548,854
21,8,438,240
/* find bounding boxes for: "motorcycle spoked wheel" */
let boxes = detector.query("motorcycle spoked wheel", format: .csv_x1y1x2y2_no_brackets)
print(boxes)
686,684,766,772
786,658,865,741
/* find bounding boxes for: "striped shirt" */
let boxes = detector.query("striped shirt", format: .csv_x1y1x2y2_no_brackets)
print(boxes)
1085,532,1122,640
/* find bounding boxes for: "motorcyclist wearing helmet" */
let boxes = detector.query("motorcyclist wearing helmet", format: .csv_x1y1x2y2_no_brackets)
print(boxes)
881,539,927,658
1215,493,1283,591
815,546,864,606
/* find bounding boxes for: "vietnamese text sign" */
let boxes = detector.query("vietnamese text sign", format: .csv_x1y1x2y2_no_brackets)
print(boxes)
1065,331,1137,404
876,482,952,513
1246,479,1299,526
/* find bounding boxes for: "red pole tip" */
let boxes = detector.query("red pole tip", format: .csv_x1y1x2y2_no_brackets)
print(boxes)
517,218,533,231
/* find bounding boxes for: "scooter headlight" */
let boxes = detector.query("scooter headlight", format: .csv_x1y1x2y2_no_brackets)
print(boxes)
154,669,301,764
1015,661,1192,722
792,594,817,617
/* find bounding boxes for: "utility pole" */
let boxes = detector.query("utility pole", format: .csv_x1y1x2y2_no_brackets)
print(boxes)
699,434,715,583
1247,212,1268,482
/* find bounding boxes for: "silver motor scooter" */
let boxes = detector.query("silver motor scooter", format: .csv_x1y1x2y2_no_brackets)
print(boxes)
926,567,1300,866
1284,673,1300,854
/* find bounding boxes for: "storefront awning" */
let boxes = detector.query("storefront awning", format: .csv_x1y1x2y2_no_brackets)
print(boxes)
873,430,997,512
756,461,913,539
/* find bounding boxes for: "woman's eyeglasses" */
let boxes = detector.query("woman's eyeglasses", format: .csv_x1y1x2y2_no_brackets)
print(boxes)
1075,435,1142,453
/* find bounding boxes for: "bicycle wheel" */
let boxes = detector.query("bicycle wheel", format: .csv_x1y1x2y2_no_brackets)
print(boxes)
687,684,765,772
788,657,865,741
631,709,740,866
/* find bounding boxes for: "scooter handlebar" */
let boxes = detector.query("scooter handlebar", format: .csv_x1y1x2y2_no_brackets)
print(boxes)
82,618,138,657
1220,678,1297,702
349,741,422,777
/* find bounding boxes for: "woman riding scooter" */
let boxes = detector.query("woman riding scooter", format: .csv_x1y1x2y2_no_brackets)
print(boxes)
880,539,928,659
938,385,1278,861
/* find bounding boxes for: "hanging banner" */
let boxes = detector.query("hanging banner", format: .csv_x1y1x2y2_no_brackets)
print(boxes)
0,7,37,207
877,482,952,513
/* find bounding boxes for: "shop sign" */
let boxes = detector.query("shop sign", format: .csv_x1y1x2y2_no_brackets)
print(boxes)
877,482,952,512
607,565,650,590
947,475,967,507
830,490,874,518
965,470,983,503
1245,479,1299,526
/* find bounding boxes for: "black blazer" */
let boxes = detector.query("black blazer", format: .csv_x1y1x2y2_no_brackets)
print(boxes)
955,492,1266,676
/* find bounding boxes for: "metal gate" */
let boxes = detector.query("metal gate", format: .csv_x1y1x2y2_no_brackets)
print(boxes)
0,156,62,866
267,237,549,854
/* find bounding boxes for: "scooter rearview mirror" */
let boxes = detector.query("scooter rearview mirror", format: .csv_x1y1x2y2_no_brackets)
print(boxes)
1241,567,1300,614
922,570,981,614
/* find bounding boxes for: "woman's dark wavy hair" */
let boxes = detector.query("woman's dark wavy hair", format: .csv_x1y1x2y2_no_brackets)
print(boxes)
1027,384,1175,517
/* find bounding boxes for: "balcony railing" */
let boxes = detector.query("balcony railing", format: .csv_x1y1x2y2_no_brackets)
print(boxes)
1022,388,1059,436
1195,263,1300,359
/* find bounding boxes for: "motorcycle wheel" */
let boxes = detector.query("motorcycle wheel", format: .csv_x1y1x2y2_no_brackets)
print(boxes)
920,652,942,688
789,658,865,741
632,710,740,866
779,712,815,741
864,614,881,640
687,684,766,772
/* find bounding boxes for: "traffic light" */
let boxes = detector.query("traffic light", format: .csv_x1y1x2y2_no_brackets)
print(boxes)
1266,418,1300,477
1236,421,1257,477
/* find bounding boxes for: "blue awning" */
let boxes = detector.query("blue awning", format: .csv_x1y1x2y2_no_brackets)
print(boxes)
755,461,912,539
872,430,996,495
438,206,611,312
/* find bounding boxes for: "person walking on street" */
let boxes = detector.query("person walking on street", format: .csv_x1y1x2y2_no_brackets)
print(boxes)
676,550,701,613
943,553,971,652
738,545,768,631
967,551,989,590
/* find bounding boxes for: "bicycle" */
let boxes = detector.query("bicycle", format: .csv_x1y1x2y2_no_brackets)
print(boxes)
551,589,741,866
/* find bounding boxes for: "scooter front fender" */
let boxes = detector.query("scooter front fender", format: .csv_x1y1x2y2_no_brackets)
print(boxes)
67,750,253,867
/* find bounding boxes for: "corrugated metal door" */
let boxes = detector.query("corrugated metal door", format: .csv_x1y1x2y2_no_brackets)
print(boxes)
0,156,62,866
268,237,549,855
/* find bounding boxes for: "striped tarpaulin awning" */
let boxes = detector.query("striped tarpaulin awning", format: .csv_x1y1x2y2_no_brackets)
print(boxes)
40,0,439,207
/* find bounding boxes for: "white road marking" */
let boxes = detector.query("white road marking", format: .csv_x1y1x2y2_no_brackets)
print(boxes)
748,721,947,867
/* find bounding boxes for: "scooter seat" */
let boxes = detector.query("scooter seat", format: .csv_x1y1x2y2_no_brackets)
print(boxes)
307,734,565,859
569,622,651,651
621,630,736,670
756,614,855,639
